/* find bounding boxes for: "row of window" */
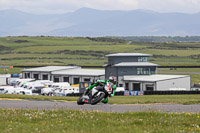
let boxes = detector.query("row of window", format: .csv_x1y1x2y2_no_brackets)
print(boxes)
24,73,92,84
138,57,148,62
137,68,155,75
54,77,91,83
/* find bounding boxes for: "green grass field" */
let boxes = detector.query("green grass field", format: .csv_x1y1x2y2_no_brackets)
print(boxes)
0,36,200,66
1,94,200,105
0,109,199,133
1,36,200,83
158,68,200,72
157,68,200,84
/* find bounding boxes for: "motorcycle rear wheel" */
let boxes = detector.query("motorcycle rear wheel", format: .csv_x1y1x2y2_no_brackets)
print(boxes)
91,93,105,105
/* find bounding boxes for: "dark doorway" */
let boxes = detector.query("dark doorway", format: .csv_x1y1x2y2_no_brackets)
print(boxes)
25,73,30,78
33,74,39,80
42,75,48,80
125,83,129,91
63,77,69,82
73,78,80,84
146,85,154,91
133,83,140,91
54,77,59,82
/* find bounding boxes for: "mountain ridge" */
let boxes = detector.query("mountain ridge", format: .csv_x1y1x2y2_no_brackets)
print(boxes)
0,8,200,36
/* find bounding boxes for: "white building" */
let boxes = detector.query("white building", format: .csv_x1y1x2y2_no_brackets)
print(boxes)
51,68,105,84
22,66,80,80
22,66,105,84
105,53,191,91
123,75,191,91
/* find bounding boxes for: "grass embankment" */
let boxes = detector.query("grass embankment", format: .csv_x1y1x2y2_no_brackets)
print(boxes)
157,68,200,84
1,94,200,105
0,109,199,133
1,36,200,66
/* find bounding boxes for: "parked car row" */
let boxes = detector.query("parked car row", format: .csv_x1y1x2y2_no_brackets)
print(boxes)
0,78,79,96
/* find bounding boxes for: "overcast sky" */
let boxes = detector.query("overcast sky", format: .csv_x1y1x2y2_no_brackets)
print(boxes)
0,0,200,14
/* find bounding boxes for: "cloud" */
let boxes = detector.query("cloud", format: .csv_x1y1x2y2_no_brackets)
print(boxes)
139,0,200,13
83,0,139,10
0,0,200,14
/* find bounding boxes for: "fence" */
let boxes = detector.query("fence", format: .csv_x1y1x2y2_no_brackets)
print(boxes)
66,91,200,97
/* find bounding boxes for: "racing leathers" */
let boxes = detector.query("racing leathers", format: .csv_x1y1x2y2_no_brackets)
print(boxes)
85,80,116,103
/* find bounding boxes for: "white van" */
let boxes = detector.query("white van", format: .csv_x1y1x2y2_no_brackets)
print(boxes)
14,88,32,95
54,85,79,96
1,86,21,94
51,82,70,89
41,87,55,95
116,87,125,92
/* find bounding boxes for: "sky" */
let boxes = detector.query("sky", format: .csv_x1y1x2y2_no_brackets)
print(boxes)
0,0,200,14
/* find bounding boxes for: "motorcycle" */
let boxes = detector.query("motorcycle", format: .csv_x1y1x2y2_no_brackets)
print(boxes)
77,82,113,105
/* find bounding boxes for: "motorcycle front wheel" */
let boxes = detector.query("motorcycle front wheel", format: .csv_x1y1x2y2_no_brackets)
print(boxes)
90,93,105,105
77,97,84,105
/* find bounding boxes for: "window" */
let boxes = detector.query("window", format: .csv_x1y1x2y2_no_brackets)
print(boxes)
133,83,141,91
54,77,59,82
73,78,80,84
137,68,155,75
63,77,69,82
84,78,90,82
119,84,123,87
25,73,30,78
138,57,148,62
33,74,39,80
42,75,48,80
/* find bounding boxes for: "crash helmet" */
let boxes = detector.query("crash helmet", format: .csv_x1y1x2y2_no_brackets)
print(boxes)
109,76,116,84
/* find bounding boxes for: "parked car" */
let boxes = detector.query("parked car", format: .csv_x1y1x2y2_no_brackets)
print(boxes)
0,88,7,94
14,89,32,95
41,87,55,95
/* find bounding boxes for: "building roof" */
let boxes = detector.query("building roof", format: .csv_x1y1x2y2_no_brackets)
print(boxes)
106,53,152,57
113,62,159,67
123,74,190,82
22,66,80,72
52,69,105,76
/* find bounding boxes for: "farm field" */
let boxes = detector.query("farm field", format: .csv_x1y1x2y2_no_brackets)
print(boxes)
157,68,200,84
1,94,200,105
0,109,199,133
0,36,200,66
158,68,200,72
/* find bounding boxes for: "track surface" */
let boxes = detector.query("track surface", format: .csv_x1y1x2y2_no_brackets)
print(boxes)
0,99,200,113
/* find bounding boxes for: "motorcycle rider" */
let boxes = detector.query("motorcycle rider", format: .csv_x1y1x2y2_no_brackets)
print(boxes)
83,76,117,104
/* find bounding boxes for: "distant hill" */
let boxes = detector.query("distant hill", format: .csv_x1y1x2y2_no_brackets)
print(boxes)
0,8,200,36
111,36,200,42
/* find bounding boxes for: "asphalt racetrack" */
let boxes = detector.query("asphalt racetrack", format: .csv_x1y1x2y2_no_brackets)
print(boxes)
0,99,200,113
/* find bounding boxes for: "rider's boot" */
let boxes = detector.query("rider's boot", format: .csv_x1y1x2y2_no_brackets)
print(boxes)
102,98,108,104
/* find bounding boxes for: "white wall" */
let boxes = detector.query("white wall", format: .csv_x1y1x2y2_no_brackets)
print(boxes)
156,76,191,91
0,74,10,85
0,77,7,85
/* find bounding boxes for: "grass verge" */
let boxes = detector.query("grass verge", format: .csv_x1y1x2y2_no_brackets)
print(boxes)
0,94,200,105
0,109,199,133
